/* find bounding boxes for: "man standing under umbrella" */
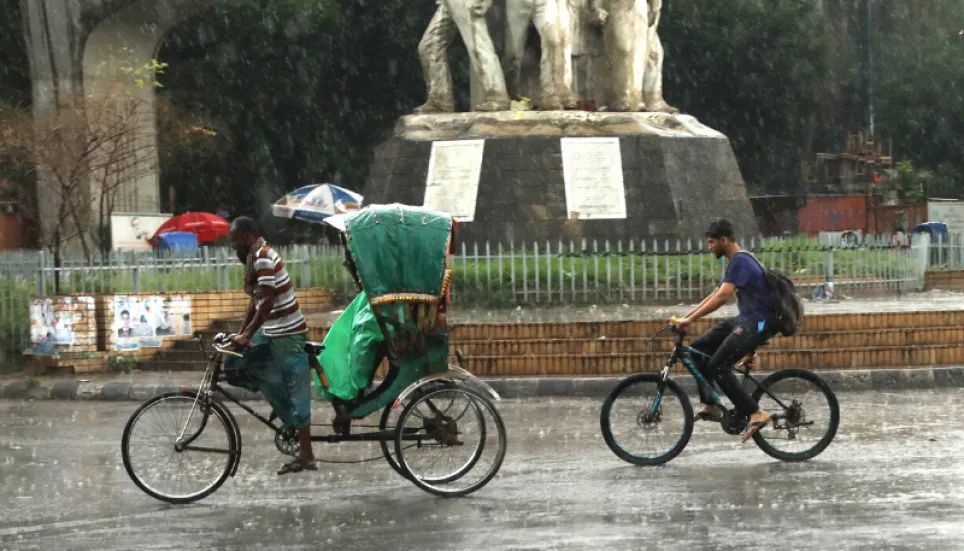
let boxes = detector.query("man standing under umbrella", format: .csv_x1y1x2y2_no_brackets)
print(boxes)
226,217,316,475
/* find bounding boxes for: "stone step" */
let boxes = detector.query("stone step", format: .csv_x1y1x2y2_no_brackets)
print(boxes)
450,327,964,356
142,341,964,378
459,344,964,377
160,321,964,362
211,310,964,338
139,360,209,372
168,325,964,357
447,312,964,340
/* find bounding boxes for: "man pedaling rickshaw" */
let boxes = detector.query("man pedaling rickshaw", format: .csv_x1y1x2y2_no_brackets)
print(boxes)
223,217,317,475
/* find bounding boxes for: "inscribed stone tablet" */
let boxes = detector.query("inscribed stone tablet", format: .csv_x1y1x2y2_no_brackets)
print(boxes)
560,137,626,219
423,140,486,222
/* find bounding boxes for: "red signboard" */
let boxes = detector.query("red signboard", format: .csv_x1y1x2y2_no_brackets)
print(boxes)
797,195,869,236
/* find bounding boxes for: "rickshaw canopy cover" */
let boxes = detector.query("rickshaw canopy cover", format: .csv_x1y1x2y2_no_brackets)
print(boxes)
344,204,453,304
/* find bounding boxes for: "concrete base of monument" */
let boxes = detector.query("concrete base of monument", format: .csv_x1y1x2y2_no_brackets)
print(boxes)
365,111,760,244
393,111,726,141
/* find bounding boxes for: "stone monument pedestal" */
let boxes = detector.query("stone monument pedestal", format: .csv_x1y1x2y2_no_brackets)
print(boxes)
364,112,760,245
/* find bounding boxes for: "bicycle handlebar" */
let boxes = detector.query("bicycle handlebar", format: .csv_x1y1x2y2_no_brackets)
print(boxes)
666,317,686,337
193,332,251,357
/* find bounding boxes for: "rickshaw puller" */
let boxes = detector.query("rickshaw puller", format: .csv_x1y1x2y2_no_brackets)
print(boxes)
226,217,317,475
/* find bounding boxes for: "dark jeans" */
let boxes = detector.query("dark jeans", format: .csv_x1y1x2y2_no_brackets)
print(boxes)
690,317,778,417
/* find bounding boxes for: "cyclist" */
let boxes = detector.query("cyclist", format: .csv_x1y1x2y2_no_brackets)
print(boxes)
672,219,775,442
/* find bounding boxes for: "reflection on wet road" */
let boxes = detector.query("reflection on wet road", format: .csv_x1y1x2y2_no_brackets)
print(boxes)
2,390,963,550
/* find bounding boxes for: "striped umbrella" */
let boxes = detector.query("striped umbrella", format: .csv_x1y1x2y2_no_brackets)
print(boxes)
271,184,364,223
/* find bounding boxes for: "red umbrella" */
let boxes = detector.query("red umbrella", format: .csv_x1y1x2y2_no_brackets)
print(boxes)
150,212,230,245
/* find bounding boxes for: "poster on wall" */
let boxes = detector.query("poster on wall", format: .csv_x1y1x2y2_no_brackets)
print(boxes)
112,295,193,351
111,213,172,251
29,297,91,354
29,299,56,355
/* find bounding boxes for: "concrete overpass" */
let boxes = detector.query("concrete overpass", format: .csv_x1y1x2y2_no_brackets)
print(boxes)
21,0,222,245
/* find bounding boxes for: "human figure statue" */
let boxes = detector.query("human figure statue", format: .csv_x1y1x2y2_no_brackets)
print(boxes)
558,0,577,109
502,0,573,110
638,0,677,112
587,0,648,112
414,0,510,113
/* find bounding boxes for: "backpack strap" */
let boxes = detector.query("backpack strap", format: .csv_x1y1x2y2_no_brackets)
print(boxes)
732,250,777,312
736,250,766,271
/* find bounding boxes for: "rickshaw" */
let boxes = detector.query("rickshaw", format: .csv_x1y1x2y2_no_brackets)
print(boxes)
121,204,507,503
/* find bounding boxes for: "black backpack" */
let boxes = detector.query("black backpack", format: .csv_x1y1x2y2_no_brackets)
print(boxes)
737,252,805,337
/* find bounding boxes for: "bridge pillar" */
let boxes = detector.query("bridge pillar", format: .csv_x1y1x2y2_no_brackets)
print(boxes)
22,0,221,253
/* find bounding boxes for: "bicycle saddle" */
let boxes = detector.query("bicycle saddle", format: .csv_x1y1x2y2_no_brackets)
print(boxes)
304,341,325,356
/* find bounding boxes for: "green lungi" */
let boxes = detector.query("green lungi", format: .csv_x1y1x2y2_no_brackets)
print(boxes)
224,330,311,429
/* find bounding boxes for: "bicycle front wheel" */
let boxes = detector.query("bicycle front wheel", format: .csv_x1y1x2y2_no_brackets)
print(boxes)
121,391,238,504
750,368,840,462
600,374,694,466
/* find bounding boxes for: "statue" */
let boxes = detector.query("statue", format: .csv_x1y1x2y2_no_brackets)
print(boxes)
558,0,577,109
587,0,647,111
639,0,677,113
586,0,676,112
502,0,574,110
414,0,511,113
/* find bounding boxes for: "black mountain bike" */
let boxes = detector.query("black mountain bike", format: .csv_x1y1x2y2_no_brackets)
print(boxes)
600,322,840,465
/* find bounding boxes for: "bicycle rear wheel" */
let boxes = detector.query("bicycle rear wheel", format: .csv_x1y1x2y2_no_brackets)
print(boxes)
600,374,694,466
122,391,238,504
750,368,840,462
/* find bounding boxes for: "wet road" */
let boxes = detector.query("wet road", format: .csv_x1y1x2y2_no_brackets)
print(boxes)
2,390,964,550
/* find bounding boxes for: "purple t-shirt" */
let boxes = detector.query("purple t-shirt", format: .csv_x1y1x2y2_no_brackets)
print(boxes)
722,252,772,321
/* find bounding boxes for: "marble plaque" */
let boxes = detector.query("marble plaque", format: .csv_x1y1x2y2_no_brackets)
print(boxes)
423,139,486,222
560,137,626,219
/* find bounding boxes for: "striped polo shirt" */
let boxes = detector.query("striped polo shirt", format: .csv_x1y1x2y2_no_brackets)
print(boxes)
253,245,307,337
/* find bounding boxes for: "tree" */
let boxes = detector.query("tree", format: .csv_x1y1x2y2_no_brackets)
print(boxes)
662,0,831,195
153,0,442,235
873,0,964,196
0,52,182,270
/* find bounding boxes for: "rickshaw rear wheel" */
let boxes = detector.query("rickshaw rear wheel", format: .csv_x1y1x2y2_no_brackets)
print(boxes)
395,386,507,498
378,380,457,480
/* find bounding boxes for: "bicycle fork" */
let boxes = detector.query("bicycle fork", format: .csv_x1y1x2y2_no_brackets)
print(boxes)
650,359,675,414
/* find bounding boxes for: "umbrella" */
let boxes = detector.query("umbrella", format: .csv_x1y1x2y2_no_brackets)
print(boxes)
271,184,364,223
149,212,229,245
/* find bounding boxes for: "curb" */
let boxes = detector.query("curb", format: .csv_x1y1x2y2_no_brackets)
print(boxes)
2,366,963,402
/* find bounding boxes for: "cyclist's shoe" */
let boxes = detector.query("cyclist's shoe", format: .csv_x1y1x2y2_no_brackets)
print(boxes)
696,405,724,423
742,410,770,443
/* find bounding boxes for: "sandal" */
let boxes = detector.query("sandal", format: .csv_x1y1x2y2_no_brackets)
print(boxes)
277,456,318,475
741,414,770,443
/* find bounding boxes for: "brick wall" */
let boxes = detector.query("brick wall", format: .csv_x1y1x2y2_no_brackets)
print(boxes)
107,288,332,359
925,271,964,291
30,288,332,372
27,296,109,374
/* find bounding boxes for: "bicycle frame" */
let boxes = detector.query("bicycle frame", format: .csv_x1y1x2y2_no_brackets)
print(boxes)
654,327,793,416
182,337,451,445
